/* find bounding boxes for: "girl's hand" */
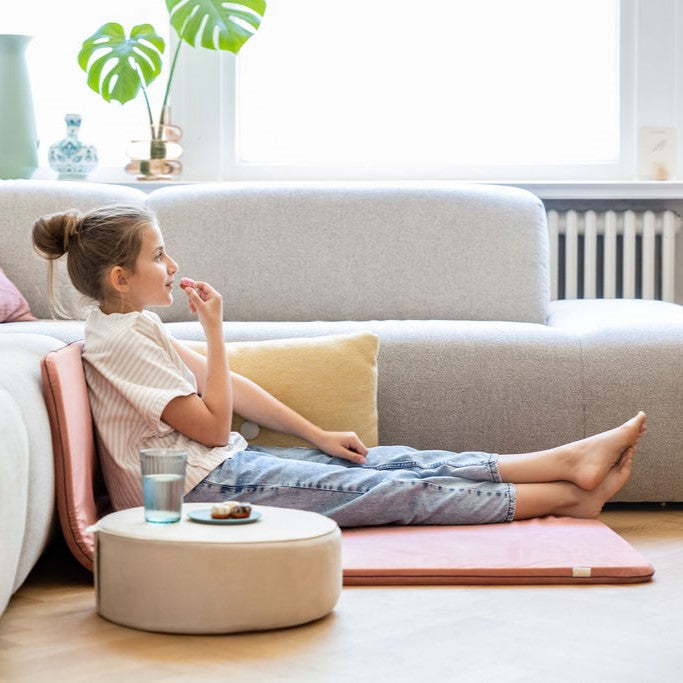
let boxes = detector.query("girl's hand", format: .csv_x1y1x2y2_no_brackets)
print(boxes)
180,278,223,331
314,430,369,465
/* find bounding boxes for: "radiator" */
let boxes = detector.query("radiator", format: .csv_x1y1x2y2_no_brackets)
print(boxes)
546,209,681,302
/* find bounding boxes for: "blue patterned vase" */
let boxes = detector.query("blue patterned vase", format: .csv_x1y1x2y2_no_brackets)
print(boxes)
48,114,98,179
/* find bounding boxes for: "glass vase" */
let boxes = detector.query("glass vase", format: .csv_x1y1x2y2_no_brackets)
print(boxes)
125,106,183,181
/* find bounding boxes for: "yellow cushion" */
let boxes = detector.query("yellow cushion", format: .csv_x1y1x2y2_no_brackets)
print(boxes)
181,332,379,448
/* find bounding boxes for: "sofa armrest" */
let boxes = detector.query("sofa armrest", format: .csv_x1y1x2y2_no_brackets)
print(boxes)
0,333,65,617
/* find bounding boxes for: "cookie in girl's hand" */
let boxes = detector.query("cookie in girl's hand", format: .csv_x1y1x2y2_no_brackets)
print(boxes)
179,277,198,290
179,278,210,302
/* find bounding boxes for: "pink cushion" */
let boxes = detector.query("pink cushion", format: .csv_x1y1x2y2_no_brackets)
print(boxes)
0,267,36,322
341,517,655,585
41,342,111,571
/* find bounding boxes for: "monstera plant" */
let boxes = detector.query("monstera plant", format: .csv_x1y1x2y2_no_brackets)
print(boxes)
78,0,266,175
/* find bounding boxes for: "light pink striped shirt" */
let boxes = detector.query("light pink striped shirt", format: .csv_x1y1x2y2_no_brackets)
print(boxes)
83,307,247,510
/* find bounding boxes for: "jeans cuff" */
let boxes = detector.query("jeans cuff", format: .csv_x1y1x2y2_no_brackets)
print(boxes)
504,483,516,522
488,453,502,482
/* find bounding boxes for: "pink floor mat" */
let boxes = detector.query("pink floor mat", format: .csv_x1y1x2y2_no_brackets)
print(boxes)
341,516,654,585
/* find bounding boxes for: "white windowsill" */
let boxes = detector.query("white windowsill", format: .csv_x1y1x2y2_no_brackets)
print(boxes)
28,167,683,201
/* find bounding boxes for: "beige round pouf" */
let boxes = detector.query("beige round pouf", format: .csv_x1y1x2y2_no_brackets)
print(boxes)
94,503,342,634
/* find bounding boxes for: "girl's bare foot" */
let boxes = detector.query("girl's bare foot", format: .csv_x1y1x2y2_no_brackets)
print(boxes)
557,447,636,519
497,412,645,489
562,412,645,490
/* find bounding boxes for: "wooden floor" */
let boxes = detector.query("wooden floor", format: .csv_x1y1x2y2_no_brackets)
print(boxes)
2,504,682,683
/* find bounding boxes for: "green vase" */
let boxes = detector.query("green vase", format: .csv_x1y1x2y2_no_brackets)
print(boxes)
0,35,39,179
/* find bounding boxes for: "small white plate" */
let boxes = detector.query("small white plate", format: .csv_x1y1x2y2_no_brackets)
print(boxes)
187,508,262,525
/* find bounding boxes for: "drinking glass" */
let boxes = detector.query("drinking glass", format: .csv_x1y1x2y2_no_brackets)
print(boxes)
140,449,187,523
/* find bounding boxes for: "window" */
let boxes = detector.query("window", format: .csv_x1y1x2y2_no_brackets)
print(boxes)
238,0,621,171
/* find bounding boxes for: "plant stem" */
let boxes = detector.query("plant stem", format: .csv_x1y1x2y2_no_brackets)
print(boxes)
161,34,184,115
141,84,156,136
135,65,156,134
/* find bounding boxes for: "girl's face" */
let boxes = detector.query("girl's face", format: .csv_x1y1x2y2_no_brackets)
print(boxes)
122,222,178,312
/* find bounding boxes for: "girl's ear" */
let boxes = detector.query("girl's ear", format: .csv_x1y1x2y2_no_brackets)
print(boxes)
107,265,130,294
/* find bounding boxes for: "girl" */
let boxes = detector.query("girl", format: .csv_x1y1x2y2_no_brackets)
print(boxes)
32,204,646,526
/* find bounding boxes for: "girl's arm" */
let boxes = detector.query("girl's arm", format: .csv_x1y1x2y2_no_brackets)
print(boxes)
169,337,323,440
170,334,368,463
161,282,232,447
165,280,367,462
171,339,367,464
169,338,208,395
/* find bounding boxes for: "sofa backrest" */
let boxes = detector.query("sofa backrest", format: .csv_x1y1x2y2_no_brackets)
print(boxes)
1,180,550,324
0,180,147,320
149,182,550,323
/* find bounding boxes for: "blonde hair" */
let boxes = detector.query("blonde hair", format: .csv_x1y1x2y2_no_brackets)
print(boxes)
32,204,156,316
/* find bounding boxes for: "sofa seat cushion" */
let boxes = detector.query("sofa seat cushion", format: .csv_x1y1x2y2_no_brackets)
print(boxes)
547,298,683,331
0,319,87,343
548,299,683,501
170,319,588,457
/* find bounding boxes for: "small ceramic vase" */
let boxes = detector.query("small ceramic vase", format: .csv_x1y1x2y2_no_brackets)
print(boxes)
48,114,98,179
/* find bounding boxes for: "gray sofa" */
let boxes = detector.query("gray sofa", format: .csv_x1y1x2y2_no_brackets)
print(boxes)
2,179,683,615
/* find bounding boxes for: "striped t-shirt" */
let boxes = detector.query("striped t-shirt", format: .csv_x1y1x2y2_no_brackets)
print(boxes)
83,307,247,510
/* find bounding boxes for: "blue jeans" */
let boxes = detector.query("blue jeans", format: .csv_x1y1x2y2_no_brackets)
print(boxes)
185,445,517,526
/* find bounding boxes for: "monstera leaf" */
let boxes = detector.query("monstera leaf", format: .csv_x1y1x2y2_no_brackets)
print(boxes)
166,0,266,52
78,23,165,105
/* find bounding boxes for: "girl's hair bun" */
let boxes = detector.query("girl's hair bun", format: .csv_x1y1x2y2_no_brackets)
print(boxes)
32,209,82,260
